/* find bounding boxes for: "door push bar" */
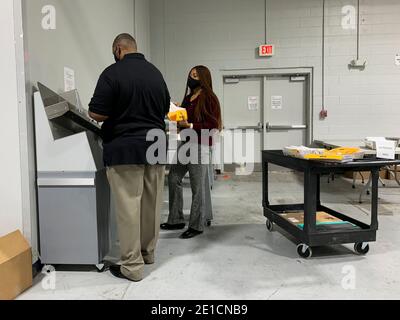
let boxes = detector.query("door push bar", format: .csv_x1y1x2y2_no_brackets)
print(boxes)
266,122,307,132
224,123,264,131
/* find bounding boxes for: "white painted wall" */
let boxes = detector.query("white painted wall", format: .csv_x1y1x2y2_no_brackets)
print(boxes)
150,0,400,140
135,0,152,59
0,0,24,237
23,0,137,109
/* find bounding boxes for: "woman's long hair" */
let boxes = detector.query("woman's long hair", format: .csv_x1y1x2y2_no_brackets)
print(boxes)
182,65,222,131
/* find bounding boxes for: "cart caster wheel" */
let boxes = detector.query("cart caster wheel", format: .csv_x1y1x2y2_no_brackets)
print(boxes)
354,242,370,255
96,264,106,273
297,244,313,259
206,220,212,227
366,190,370,196
266,219,274,232
352,185,356,189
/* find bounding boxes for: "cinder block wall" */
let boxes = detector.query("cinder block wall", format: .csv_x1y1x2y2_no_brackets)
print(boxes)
150,0,400,140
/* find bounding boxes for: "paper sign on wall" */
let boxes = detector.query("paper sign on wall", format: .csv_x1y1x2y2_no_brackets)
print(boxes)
271,96,283,110
376,140,396,160
64,67,75,92
248,96,259,111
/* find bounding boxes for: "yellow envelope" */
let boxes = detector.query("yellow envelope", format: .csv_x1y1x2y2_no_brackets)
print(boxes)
168,109,188,122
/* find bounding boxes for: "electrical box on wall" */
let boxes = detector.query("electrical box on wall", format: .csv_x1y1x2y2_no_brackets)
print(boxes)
259,44,274,57
320,109,328,120
349,59,367,70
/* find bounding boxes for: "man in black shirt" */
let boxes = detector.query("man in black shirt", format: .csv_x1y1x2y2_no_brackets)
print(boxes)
89,33,170,282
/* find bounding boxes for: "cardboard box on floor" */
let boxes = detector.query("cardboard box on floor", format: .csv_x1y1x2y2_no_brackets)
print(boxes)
387,165,400,181
0,231,32,300
344,170,388,180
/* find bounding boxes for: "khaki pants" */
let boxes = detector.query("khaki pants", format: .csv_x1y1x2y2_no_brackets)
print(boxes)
107,165,165,281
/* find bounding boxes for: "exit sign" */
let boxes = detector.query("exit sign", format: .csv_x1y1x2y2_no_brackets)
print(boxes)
259,44,274,57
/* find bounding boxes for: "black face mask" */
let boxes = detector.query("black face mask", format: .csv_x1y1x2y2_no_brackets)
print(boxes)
188,77,201,90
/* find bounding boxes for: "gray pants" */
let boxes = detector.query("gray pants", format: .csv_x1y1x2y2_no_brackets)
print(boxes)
168,144,213,232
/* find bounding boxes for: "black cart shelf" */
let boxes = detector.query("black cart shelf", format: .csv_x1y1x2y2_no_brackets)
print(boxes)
262,150,400,259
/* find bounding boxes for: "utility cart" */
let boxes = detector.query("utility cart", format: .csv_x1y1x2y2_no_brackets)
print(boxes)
262,150,400,259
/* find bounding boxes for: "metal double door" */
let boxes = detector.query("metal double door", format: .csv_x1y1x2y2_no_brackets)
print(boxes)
223,73,310,165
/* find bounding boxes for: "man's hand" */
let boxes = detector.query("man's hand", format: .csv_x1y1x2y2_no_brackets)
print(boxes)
89,111,109,123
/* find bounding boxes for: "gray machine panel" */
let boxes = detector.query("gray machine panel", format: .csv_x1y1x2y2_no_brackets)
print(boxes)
35,84,111,266
95,170,111,262
37,170,110,265
38,82,101,139
38,171,96,187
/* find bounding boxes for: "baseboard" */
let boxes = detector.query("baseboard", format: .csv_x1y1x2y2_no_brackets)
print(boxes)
32,259,43,278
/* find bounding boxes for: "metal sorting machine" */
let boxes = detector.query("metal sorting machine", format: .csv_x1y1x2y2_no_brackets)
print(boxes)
262,150,400,259
34,83,110,270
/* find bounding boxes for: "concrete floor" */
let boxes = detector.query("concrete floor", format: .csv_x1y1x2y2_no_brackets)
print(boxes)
19,172,400,300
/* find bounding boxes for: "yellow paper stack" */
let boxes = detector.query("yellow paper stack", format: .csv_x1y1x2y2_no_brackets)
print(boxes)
167,102,188,122
168,109,188,122
304,147,364,162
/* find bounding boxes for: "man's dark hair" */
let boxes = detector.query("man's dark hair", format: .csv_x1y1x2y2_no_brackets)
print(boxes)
113,33,137,51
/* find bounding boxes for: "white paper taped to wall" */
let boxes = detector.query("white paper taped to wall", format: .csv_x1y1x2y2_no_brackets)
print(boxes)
247,96,259,111
64,67,75,92
271,96,283,110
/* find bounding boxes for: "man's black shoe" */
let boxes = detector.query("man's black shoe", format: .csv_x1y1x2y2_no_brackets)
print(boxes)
160,223,186,230
180,228,203,239
109,265,142,282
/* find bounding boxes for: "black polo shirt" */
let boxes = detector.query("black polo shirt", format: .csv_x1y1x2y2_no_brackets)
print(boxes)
89,53,170,166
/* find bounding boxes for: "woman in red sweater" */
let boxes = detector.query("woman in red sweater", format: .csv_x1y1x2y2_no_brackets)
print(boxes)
161,65,222,239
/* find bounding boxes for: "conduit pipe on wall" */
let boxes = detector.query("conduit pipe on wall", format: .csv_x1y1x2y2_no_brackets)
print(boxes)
320,0,327,120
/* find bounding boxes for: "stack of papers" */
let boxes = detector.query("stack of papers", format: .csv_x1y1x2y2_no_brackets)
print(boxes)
281,212,358,230
365,137,400,150
365,137,386,150
304,147,365,163
283,146,365,163
304,154,354,163
283,146,326,159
